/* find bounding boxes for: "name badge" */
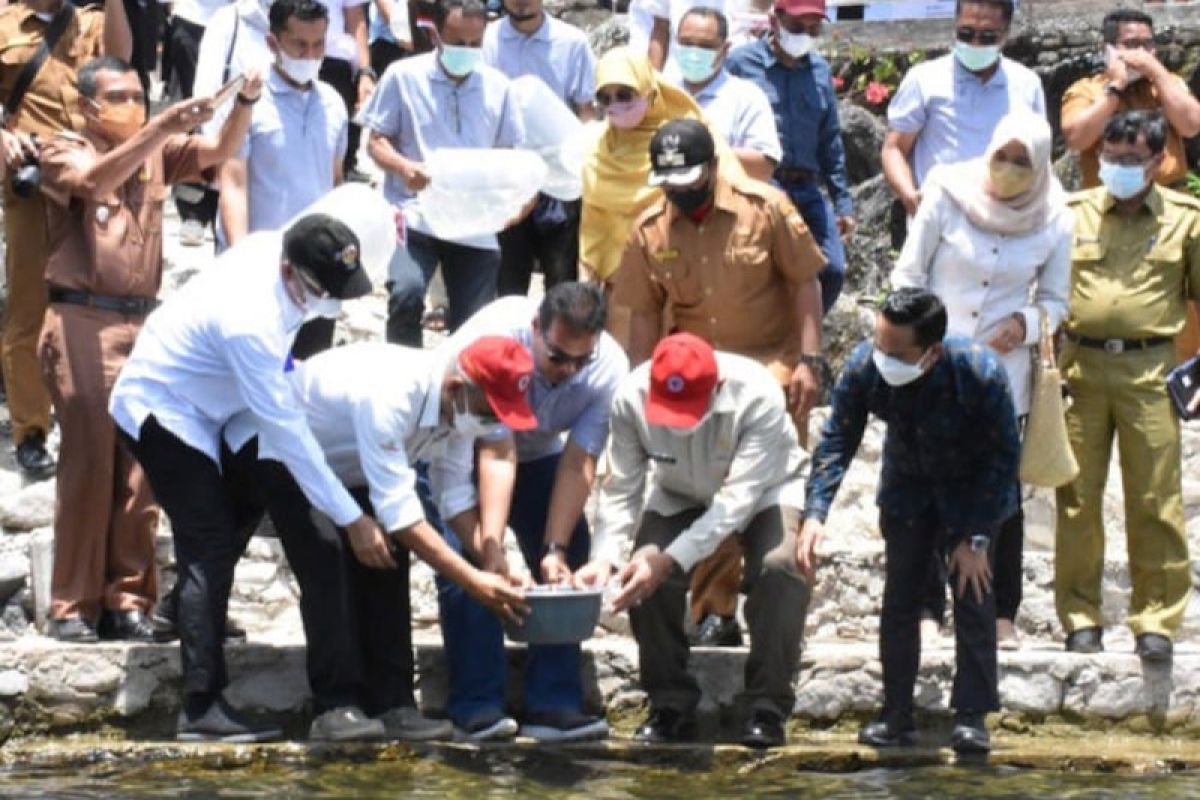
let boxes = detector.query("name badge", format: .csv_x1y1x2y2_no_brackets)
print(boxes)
647,452,677,464
653,249,679,261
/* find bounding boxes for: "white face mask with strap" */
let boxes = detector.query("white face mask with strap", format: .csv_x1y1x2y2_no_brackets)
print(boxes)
872,348,929,387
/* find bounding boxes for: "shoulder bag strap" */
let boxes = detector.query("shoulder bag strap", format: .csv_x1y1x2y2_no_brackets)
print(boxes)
222,12,240,84
4,3,77,122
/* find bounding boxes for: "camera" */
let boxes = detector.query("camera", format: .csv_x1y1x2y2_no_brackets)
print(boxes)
10,133,40,198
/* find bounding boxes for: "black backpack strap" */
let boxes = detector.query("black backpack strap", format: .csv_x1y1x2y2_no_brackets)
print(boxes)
4,3,77,122
221,12,240,84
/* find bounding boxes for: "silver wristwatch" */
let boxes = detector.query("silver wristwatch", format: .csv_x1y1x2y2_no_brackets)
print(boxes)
969,535,990,554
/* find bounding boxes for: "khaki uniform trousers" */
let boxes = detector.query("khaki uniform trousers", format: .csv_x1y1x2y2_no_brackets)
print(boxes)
2,182,53,444
39,304,158,621
688,360,796,623
1055,341,1192,638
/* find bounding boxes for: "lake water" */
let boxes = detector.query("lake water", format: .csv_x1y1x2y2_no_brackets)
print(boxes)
1,748,1199,799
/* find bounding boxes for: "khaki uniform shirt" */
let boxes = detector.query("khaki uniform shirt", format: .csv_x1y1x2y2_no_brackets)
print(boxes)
0,4,106,138
612,175,826,368
40,132,205,298
1065,185,1200,340
1061,73,1191,189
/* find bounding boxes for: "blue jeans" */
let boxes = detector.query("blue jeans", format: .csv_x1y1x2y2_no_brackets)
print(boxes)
779,181,845,313
386,229,499,346
436,452,591,724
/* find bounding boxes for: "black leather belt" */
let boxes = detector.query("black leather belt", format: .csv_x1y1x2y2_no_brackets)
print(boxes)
774,167,819,185
48,287,158,316
1066,332,1172,354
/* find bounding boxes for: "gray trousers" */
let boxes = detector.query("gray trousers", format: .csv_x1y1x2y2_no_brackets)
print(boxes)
630,505,811,718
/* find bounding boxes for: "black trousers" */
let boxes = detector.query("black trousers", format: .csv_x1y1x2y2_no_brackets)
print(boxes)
922,506,1024,624
370,39,407,78
496,196,581,297
165,15,219,226
121,416,262,701
879,510,998,728
246,451,415,715
319,57,362,174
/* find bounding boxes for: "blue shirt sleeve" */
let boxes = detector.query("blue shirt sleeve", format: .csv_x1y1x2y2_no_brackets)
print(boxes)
357,62,404,135
813,59,853,217
804,341,874,521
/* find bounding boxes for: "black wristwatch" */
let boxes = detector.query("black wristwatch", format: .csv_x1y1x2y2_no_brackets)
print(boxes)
355,66,378,83
235,92,259,106
543,541,568,558
797,353,826,369
969,535,990,554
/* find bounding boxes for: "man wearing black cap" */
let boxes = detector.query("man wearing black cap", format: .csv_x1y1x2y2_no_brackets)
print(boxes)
613,117,824,651
110,213,382,742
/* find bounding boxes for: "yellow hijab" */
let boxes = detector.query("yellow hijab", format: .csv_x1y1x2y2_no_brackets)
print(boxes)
580,47,741,281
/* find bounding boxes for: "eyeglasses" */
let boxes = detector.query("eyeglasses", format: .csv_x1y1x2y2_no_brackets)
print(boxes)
955,26,1002,45
595,88,637,107
294,268,328,298
545,341,595,369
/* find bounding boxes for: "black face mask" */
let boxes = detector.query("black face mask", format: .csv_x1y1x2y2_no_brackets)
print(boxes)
666,184,712,214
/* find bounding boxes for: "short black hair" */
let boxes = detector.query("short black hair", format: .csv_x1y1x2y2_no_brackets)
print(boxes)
880,288,947,349
955,0,1014,24
1102,110,1168,156
432,0,488,32
1101,9,1154,45
679,7,729,41
269,0,329,36
78,56,135,100
537,282,608,337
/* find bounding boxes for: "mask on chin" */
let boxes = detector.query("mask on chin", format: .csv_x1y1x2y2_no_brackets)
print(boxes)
451,387,501,438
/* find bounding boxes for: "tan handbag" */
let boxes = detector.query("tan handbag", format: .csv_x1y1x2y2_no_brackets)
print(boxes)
1019,310,1079,488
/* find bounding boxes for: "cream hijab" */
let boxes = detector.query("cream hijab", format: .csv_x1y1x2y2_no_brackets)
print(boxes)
928,111,1063,236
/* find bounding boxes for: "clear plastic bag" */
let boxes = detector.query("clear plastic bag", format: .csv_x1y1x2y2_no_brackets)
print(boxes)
416,148,548,241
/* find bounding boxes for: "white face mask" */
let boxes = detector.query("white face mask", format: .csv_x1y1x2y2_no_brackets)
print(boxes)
452,387,502,438
777,29,814,59
34,11,54,22
1105,45,1143,85
278,51,322,85
872,348,929,387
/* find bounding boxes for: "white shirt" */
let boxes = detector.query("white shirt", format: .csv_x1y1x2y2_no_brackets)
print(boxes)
890,181,1073,415
194,0,273,121
316,0,368,66
245,343,478,533
592,353,806,569
172,0,232,28
629,0,760,59
109,232,362,527
666,68,781,162
440,296,629,463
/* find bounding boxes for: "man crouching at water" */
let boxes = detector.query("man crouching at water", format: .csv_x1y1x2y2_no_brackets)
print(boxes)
797,288,1020,753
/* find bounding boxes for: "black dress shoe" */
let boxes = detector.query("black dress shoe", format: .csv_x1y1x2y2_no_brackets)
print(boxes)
691,614,743,647
47,617,99,643
858,719,918,748
1065,626,1104,654
16,430,55,480
633,708,697,743
1135,633,1173,663
98,609,155,642
741,709,786,749
950,712,991,754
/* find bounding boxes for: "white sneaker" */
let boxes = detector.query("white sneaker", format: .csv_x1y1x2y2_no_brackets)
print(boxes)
179,218,207,247
453,711,519,743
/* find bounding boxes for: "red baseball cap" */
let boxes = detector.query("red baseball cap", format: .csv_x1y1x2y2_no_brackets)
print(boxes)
458,336,538,431
774,0,828,17
646,333,719,428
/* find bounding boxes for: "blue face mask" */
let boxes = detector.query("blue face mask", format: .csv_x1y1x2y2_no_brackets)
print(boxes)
954,41,1000,72
1098,159,1149,200
439,44,482,77
674,45,719,84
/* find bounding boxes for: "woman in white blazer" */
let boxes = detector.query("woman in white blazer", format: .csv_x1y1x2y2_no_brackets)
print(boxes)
891,110,1073,650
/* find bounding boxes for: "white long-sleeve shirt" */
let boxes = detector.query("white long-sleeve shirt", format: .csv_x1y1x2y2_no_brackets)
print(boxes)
248,343,478,533
592,353,806,570
890,181,1073,415
109,232,362,526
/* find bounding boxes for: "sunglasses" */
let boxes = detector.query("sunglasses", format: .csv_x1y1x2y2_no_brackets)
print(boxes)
545,341,595,369
595,88,637,107
955,26,1002,45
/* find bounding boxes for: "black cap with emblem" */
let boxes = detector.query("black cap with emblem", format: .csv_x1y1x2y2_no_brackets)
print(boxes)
283,214,373,300
648,119,716,188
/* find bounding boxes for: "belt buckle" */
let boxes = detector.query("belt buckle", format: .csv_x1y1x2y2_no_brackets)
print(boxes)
1103,338,1125,354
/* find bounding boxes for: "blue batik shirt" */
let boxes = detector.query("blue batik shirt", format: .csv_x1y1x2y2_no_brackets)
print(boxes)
804,337,1020,541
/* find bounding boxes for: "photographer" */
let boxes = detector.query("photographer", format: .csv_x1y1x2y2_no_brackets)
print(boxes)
37,56,258,643
0,0,131,479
